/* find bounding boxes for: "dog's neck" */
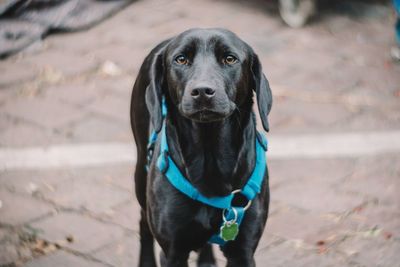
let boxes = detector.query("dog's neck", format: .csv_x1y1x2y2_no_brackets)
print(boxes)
166,103,256,197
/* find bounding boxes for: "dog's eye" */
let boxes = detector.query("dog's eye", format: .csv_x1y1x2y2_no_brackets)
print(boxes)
223,55,237,65
175,55,189,65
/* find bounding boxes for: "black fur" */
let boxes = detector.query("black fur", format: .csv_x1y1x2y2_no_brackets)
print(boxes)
130,28,272,267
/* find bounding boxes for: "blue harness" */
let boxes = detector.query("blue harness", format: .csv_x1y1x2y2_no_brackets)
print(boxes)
147,99,268,246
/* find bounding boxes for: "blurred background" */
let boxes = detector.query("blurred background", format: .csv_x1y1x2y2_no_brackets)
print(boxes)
0,0,399,266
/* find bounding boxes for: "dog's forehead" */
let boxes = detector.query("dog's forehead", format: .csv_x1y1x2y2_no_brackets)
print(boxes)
167,28,248,57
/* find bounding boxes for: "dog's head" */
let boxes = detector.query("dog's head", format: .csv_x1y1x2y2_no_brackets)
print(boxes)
145,28,272,132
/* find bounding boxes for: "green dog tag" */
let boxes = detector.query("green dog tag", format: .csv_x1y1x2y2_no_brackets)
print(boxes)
220,221,239,241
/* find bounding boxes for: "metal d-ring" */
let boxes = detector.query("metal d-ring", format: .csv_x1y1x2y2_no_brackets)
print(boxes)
231,189,252,211
222,207,238,224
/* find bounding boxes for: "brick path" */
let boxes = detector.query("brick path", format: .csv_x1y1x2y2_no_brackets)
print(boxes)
1,0,400,266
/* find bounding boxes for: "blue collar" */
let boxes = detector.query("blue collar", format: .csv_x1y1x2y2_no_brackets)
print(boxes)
147,98,268,246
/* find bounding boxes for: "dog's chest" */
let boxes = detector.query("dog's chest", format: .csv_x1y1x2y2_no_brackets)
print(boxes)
149,175,216,227
193,205,220,230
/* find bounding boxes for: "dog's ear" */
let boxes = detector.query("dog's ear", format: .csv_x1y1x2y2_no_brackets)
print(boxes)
251,53,273,132
145,52,165,132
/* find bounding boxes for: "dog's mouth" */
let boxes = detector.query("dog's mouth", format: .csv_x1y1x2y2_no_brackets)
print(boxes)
180,108,234,123
188,110,227,122
179,100,236,123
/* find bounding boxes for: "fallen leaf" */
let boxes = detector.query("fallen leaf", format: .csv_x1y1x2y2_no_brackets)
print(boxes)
317,245,328,254
42,181,55,192
66,235,74,243
26,182,39,194
99,61,122,77
352,205,364,213
383,231,392,240
41,66,63,84
362,226,382,237
32,238,61,255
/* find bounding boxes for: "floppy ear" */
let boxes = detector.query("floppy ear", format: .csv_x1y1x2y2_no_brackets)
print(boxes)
251,53,273,132
145,52,165,133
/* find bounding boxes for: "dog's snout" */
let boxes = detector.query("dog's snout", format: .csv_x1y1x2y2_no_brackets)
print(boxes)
190,87,216,99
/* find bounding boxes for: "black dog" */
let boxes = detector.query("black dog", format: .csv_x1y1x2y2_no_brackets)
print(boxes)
130,28,272,267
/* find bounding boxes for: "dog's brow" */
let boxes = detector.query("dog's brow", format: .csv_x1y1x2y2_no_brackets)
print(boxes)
173,38,199,55
212,39,243,59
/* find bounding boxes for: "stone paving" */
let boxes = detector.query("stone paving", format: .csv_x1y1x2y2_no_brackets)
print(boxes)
1,0,400,266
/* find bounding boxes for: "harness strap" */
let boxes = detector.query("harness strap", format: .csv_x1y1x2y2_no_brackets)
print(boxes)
157,149,234,209
157,121,234,209
157,120,267,208
147,98,268,246
242,132,267,200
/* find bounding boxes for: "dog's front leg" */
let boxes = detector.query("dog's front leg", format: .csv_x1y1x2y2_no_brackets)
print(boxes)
225,255,256,267
223,242,257,267
198,244,217,267
160,244,190,267
138,210,157,267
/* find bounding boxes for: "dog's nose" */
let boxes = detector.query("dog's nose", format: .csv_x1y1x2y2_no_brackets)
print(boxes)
190,87,216,99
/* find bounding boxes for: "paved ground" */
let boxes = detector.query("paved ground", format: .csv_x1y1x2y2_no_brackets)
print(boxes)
1,0,400,266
